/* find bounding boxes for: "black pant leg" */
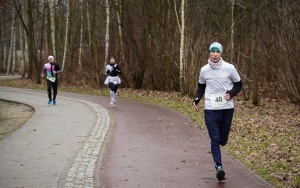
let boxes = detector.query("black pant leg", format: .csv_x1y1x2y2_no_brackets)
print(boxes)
47,80,52,100
52,81,58,100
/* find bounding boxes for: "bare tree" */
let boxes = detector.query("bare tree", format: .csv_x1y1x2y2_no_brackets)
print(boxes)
13,0,41,82
48,0,56,56
115,0,124,65
271,0,300,104
87,0,100,84
61,0,69,70
86,0,91,47
78,0,83,71
1,0,298,107
230,0,235,63
6,8,15,75
11,8,16,75
19,18,25,77
248,2,260,105
104,0,110,65
179,0,185,94
22,0,28,78
0,12,7,71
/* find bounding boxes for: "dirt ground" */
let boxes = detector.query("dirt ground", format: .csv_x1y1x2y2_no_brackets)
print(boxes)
0,100,34,140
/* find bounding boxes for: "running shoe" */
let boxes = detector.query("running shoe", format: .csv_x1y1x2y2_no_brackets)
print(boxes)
53,100,56,105
216,165,225,181
110,101,114,106
48,99,52,104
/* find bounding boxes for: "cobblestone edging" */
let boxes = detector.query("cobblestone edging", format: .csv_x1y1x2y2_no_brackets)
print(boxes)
60,98,110,188
0,88,110,188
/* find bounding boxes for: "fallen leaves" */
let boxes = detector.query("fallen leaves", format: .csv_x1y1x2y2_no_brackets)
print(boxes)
1,79,299,188
228,97,300,188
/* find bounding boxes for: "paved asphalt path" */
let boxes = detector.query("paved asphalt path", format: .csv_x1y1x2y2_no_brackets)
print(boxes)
0,84,274,188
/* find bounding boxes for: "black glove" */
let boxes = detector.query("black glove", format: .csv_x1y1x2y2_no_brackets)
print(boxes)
193,97,200,106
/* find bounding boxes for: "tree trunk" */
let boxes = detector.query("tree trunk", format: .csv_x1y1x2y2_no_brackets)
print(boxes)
6,9,14,75
230,0,235,63
116,0,124,65
11,10,16,75
78,0,83,71
250,38,258,105
61,0,69,70
26,0,41,83
86,0,91,47
23,0,29,79
179,0,185,95
249,3,259,105
20,20,25,78
104,0,110,66
48,0,56,56
88,0,99,84
1,12,7,71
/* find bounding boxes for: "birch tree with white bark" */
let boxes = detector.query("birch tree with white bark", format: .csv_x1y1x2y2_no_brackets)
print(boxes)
115,0,124,65
78,0,83,71
22,0,28,78
179,0,185,94
48,0,56,56
104,0,110,65
230,0,235,62
61,0,69,70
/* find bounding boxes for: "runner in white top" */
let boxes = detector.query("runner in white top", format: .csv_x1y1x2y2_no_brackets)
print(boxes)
193,42,242,181
199,59,241,109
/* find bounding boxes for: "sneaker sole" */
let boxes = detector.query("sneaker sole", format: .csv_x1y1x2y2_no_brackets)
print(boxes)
216,170,225,181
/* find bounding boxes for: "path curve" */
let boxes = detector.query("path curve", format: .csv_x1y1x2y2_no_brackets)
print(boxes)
0,87,109,188
0,86,274,188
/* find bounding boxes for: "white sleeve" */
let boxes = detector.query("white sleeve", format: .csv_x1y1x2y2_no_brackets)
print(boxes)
230,65,241,82
199,68,206,84
105,65,109,73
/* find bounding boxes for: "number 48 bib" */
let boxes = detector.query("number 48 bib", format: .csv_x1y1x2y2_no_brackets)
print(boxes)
210,93,227,109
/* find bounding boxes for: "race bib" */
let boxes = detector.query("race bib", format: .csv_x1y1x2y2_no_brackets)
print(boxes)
48,77,56,82
210,93,227,108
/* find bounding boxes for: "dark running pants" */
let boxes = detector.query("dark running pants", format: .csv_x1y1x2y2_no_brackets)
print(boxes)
108,82,119,93
47,79,58,100
204,108,234,166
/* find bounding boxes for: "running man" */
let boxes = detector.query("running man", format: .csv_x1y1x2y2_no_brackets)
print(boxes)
193,42,243,181
41,55,63,105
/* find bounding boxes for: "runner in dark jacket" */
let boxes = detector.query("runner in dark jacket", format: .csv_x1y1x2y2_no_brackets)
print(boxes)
41,55,63,105
104,56,121,106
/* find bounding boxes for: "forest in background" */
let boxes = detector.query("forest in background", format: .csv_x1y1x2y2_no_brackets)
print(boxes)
0,0,299,106
0,1,300,187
